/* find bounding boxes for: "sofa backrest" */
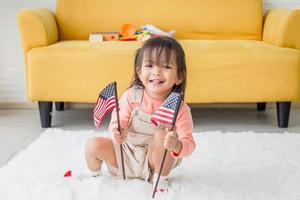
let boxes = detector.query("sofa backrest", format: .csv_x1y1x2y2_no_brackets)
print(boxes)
56,0,263,40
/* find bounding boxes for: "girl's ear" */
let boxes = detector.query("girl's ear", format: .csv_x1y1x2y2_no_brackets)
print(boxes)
175,78,182,85
175,72,185,85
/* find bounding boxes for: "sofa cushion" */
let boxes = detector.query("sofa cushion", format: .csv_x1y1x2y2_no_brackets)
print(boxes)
27,40,300,102
182,40,300,103
27,41,139,102
56,0,262,40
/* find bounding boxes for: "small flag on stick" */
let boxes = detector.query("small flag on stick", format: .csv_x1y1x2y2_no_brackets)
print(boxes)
151,92,183,198
93,82,116,128
151,92,182,127
93,81,126,180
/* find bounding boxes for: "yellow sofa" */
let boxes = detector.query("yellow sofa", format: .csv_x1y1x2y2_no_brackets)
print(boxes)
17,0,300,128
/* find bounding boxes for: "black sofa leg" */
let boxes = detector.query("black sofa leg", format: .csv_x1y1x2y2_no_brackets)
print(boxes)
38,101,53,128
257,102,266,111
276,102,291,128
55,102,64,111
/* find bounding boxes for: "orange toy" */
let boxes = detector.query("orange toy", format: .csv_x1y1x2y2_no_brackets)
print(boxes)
119,23,137,39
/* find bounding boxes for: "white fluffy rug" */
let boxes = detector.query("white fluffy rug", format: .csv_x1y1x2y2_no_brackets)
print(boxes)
1,129,300,200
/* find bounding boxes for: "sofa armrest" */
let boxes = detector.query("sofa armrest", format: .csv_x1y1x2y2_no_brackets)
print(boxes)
263,9,300,50
17,8,58,55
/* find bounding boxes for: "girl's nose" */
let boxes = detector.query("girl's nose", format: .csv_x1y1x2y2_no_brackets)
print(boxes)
152,65,161,75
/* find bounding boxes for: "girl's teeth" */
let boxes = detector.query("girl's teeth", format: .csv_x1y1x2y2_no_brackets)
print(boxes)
150,80,164,84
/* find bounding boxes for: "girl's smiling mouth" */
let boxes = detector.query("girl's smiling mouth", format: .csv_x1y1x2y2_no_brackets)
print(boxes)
149,79,165,84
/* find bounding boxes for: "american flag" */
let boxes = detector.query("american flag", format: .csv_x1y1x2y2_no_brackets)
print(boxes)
93,82,116,128
151,92,182,126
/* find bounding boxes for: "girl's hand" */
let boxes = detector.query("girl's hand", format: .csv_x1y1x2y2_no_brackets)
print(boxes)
112,128,128,144
163,127,182,154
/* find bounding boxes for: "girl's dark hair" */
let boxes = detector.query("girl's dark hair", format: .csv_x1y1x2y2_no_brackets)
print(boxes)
130,36,187,96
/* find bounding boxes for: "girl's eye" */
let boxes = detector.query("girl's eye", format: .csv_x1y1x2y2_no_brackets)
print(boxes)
144,64,152,68
163,65,172,69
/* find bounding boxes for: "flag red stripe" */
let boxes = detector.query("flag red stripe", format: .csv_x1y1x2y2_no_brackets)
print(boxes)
96,100,116,121
94,98,104,113
97,101,115,123
94,97,103,113
153,111,174,119
150,92,181,127
96,104,113,123
94,99,105,116
156,107,174,115
95,97,115,119
155,110,174,117
95,106,114,127
151,117,172,126
95,99,107,119
94,96,115,127
152,114,173,122
95,96,114,116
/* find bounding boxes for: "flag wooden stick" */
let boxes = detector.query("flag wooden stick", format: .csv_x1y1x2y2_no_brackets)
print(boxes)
113,81,126,180
152,92,183,198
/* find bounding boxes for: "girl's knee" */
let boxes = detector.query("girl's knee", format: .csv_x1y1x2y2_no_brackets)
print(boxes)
85,137,102,155
153,130,165,144
151,130,167,153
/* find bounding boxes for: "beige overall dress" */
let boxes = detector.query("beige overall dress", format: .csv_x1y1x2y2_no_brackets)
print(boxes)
107,87,181,181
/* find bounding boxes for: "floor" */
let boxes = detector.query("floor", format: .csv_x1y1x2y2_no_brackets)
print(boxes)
1,105,300,168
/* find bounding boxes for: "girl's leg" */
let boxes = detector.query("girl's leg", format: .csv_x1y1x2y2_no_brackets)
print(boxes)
85,137,118,172
148,130,176,176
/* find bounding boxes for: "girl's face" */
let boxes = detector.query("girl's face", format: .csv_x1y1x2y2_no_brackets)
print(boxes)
138,51,182,101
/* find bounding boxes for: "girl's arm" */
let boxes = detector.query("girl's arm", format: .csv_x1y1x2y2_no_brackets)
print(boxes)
172,104,196,158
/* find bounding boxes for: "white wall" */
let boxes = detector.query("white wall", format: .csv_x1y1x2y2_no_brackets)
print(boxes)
264,0,300,9
0,0,55,108
0,0,300,108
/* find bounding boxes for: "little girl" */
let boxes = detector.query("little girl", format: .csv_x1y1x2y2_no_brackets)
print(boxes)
85,36,195,192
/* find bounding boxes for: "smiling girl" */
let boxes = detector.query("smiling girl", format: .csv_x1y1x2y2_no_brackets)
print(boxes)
85,37,195,192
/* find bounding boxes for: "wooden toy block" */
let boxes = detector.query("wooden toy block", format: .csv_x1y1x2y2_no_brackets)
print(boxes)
89,32,119,42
